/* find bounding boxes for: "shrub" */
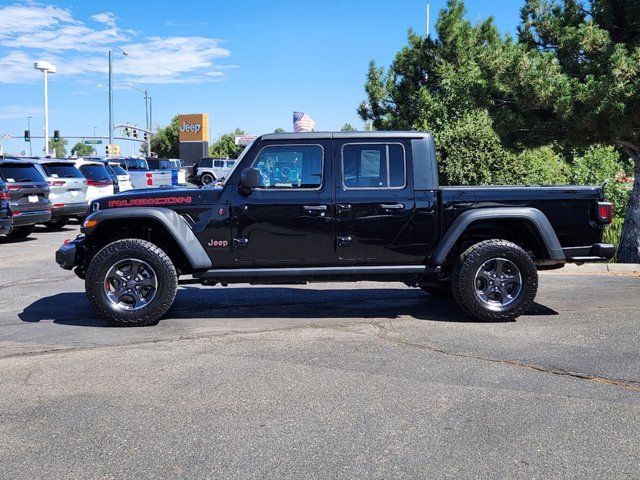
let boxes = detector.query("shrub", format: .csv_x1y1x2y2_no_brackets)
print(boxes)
515,146,569,185
570,145,634,218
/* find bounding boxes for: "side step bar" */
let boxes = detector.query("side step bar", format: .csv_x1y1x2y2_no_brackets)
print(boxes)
194,265,440,280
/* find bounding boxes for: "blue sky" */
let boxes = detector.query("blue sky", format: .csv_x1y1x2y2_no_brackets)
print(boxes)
0,0,522,155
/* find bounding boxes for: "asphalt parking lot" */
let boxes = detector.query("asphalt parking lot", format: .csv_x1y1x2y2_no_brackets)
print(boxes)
1,224,639,478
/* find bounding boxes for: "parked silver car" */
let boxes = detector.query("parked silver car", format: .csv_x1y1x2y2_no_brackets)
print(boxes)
33,159,88,229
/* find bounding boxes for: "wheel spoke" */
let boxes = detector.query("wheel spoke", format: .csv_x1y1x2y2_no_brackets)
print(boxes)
474,257,522,309
103,257,158,311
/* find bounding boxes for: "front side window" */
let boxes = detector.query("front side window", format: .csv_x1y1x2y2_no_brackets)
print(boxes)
251,144,323,189
342,143,405,189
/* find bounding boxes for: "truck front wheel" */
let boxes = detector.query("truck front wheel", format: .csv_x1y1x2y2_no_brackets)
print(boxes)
451,239,538,322
85,239,178,327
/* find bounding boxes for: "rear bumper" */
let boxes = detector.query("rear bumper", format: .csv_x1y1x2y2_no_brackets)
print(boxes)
563,243,616,262
13,210,51,227
0,215,12,235
51,203,87,218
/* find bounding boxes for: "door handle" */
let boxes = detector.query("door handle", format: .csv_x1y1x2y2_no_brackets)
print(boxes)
303,205,328,211
380,203,405,210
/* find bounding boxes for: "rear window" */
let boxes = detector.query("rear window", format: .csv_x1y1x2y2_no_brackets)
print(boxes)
110,164,127,175
0,163,46,183
147,159,172,169
125,159,148,170
79,164,111,181
42,163,83,178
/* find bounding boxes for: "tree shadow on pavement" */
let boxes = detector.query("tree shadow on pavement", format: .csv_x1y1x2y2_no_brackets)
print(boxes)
19,287,558,328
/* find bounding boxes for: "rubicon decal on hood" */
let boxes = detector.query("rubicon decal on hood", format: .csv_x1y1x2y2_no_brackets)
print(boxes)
107,196,193,208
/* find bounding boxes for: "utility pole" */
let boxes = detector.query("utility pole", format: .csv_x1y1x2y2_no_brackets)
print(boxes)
148,96,152,157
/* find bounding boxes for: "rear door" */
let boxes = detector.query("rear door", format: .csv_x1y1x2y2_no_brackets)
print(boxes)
333,139,419,264
231,140,333,266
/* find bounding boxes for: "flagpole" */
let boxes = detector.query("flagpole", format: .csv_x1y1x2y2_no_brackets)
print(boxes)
426,0,430,38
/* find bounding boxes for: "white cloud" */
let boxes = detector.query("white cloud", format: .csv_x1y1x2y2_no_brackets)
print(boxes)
0,3,233,85
0,105,42,120
92,12,117,28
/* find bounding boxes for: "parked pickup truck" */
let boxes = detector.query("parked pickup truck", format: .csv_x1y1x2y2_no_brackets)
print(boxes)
56,131,614,327
116,158,173,189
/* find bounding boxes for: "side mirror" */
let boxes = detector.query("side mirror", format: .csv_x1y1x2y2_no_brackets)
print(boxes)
240,167,261,190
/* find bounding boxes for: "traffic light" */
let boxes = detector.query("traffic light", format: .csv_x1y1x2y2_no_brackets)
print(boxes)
106,145,110,156
124,126,131,137
133,128,139,139
53,130,60,142
24,130,30,142
143,131,149,141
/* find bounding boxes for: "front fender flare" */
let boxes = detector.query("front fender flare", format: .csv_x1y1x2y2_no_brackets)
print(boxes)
83,207,212,270
429,207,565,266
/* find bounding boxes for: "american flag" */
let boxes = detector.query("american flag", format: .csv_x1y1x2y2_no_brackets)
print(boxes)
293,111,316,132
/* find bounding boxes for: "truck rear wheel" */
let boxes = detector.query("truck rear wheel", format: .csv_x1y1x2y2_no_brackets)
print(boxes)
85,239,178,327
451,239,538,322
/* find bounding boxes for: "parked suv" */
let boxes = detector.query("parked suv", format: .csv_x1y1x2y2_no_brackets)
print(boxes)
0,157,51,238
108,162,133,192
0,178,12,236
33,159,88,229
190,157,237,185
74,160,114,207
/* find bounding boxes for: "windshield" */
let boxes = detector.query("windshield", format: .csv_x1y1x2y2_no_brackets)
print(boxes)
42,163,84,178
0,163,46,183
220,139,255,182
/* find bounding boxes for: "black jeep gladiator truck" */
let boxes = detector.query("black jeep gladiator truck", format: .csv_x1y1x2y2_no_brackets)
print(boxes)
56,131,614,326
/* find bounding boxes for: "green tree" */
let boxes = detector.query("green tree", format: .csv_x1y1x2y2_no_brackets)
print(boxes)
209,128,245,159
274,127,286,133
150,115,180,158
48,137,67,158
70,142,94,157
340,123,357,132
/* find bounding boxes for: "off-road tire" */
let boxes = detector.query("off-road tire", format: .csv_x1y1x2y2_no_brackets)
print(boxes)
201,173,215,186
7,225,35,239
44,217,69,230
420,282,452,297
451,239,538,322
85,239,178,327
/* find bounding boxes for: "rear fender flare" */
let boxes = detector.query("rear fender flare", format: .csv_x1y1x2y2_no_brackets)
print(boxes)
430,207,565,265
84,207,212,270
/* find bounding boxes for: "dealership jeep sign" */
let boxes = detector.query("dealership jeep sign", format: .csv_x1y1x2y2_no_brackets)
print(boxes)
178,113,209,142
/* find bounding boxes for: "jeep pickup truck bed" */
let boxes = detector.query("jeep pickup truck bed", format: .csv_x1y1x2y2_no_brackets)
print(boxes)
56,131,614,326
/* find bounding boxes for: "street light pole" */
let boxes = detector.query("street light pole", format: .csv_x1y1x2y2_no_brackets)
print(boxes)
34,61,56,156
147,96,152,157
108,49,113,146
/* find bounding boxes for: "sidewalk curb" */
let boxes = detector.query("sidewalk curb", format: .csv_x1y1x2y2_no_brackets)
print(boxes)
549,263,640,274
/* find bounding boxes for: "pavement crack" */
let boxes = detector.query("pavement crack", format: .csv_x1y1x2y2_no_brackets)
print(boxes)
370,324,640,393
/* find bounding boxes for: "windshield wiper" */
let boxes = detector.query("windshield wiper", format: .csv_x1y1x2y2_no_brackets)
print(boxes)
16,178,32,182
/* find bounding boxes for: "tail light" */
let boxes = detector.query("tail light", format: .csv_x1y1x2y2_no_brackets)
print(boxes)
146,173,153,186
86,180,112,187
0,191,9,200
48,180,66,186
597,201,613,224
7,185,21,191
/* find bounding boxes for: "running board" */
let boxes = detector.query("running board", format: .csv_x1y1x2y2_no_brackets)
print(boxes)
194,265,439,280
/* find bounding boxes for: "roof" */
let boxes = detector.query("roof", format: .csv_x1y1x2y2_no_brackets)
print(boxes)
260,131,431,141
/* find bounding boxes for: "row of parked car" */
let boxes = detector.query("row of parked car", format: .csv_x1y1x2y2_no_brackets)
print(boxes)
0,156,188,239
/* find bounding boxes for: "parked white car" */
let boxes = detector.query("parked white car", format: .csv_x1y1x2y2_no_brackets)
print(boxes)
74,160,114,204
109,162,133,192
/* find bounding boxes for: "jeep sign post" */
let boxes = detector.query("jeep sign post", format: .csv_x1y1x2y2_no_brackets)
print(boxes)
178,113,209,166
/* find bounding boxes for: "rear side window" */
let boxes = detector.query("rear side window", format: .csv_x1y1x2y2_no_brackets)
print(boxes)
79,164,111,181
214,160,224,168
251,144,323,189
42,164,83,178
0,163,46,183
342,143,405,189
110,164,128,175
200,159,213,168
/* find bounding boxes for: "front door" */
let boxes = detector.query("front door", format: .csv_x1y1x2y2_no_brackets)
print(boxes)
333,139,420,264
231,140,333,266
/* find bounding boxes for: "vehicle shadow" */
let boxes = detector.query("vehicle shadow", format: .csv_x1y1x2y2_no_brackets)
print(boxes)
19,287,558,328
0,235,36,245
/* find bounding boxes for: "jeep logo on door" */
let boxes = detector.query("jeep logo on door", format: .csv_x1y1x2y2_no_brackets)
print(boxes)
178,113,209,142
